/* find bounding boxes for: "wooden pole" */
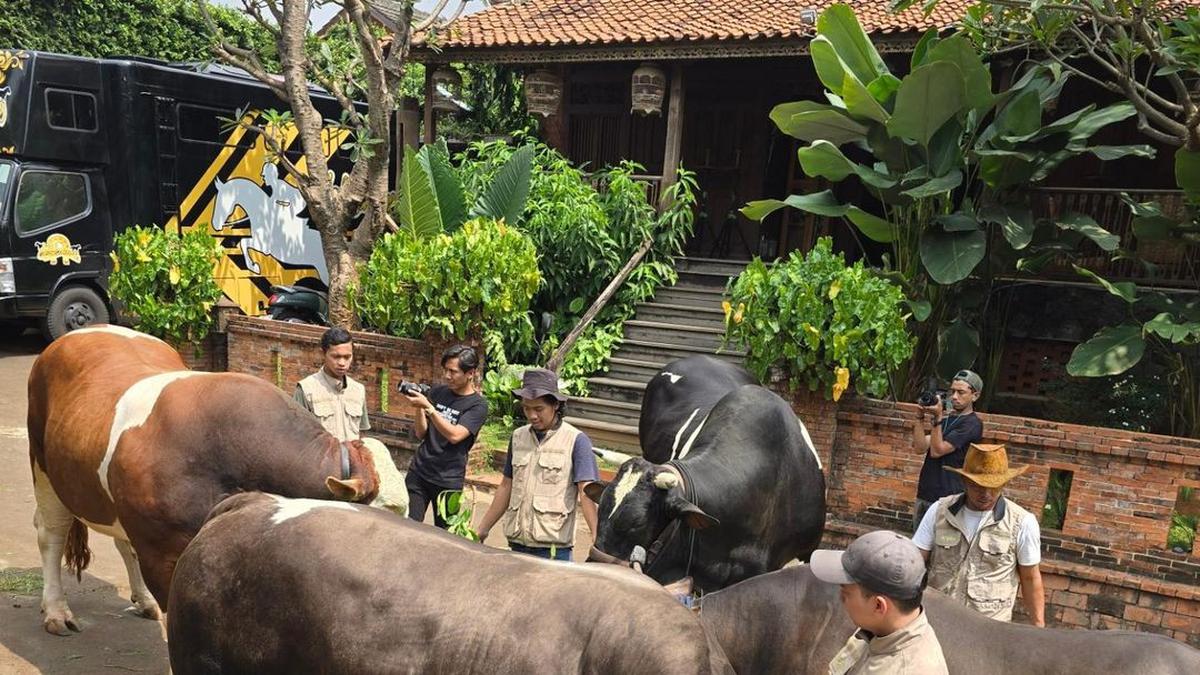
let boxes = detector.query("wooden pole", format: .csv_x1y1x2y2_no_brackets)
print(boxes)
658,62,686,212
423,67,436,145
545,235,656,374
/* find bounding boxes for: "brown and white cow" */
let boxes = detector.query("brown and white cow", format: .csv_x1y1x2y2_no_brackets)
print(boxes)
27,325,407,635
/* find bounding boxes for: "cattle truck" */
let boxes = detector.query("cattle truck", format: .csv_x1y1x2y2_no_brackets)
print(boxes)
0,49,357,339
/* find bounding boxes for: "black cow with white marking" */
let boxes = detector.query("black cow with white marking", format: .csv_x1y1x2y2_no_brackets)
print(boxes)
585,356,826,592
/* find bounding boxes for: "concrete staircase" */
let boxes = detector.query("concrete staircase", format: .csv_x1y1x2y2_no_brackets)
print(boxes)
565,257,749,453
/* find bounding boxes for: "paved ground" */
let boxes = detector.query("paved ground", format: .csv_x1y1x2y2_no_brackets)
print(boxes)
0,330,593,673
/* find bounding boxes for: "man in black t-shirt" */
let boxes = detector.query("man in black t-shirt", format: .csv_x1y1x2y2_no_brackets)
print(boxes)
910,369,985,531
403,344,488,529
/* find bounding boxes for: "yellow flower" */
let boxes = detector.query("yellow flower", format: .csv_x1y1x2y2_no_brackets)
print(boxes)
828,279,841,300
137,231,152,247
832,366,850,402
168,266,181,285
733,302,745,324
804,323,820,339
136,249,151,263
109,252,120,272
722,300,732,319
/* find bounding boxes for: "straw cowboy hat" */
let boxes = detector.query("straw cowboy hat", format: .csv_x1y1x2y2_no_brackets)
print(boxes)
944,443,1029,488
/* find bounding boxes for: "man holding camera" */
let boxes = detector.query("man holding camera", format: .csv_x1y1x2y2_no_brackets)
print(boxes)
911,370,984,531
403,344,488,529
295,327,370,442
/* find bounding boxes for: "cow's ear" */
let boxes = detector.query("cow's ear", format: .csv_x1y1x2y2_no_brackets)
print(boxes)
326,476,366,501
583,481,608,504
668,495,719,530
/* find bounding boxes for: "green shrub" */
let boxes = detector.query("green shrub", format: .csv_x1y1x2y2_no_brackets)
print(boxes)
724,237,914,400
109,226,223,343
355,218,540,349
481,363,529,424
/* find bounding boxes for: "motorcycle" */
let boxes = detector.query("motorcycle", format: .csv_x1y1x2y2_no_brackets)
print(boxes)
266,285,329,325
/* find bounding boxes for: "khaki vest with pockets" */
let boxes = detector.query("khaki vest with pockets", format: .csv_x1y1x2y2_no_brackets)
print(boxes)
927,494,1030,621
503,421,581,548
299,372,366,443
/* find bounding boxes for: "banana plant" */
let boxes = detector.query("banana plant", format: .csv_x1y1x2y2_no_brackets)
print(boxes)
742,3,1153,387
393,138,534,237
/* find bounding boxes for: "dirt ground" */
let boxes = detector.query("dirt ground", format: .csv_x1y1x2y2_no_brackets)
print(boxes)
0,330,594,673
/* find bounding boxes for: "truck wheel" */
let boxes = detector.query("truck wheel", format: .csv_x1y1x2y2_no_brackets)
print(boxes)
43,286,109,341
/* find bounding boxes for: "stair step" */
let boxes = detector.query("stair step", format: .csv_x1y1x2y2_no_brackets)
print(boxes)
624,320,731,350
676,256,752,276
635,302,727,328
586,376,647,406
605,356,667,384
565,416,642,454
654,286,728,309
677,268,739,289
616,339,746,366
568,395,642,427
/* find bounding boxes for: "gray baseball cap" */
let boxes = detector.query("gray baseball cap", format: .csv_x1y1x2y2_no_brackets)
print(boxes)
810,531,927,600
953,369,984,393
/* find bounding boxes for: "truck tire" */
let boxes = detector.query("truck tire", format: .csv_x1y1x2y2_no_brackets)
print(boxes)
43,286,110,341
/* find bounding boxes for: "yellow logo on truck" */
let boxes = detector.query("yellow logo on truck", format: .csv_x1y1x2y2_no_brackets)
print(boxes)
35,233,82,266
0,50,28,129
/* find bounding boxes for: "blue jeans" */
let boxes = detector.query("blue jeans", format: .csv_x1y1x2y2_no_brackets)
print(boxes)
509,542,572,561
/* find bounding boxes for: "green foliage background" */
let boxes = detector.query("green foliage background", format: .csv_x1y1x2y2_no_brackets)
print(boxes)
109,225,223,343
0,0,274,63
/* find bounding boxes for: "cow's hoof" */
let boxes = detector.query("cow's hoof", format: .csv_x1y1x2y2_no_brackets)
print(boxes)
43,615,81,636
127,598,162,620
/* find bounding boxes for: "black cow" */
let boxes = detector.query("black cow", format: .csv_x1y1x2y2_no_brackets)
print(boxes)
700,565,1200,674
585,356,826,592
168,492,734,675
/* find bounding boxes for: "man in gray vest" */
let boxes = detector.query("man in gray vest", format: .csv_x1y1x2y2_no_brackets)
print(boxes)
912,443,1045,625
812,530,948,675
475,369,599,560
294,327,370,442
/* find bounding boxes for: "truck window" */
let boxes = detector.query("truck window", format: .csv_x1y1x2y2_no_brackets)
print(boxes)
45,89,98,132
178,104,255,149
15,171,91,236
0,161,12,224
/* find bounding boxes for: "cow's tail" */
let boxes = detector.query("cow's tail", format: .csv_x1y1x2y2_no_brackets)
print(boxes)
64,519,92,582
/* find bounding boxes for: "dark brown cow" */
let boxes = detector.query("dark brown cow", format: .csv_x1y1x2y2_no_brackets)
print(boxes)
168,492,733,674
27,325,403,635
699,565,1200,674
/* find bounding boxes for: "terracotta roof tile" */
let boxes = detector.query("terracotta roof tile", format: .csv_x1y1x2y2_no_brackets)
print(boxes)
420,0,972,49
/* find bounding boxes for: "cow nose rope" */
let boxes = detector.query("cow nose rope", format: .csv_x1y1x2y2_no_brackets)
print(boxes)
339,442,351,480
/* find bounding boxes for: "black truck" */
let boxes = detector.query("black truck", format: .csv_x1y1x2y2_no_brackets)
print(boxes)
0,49,353,339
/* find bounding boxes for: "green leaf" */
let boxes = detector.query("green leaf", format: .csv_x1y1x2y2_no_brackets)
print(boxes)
1145,312,1200,344
900,169,962,199
842,72,890,123
910,29,939,69
935,212,979,232
907,298,932,321
1066,325,1145,377
1087,145,1155,161
817,4,889,88
1069,103,1136,140
980,204,1035,250
887,62,966,147
936,318,980,380
977,149,1038,189
797,141,856,181
925,34,993,110
998,89,1042,136
741,191,850,221
1176,147,1200,199
846,207,895,243
1073,265,1138,303
926,117,964,177
867,74,902,104
395,145,444,238
769,101,834,134
472,144,533,224
919,228,986,284
811,37,848,96
418,144,469,232
784,110,869,145
1057,213,1120,251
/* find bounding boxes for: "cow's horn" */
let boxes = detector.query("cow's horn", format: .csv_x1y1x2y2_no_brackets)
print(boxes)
653,472,680,490
593,447,635,466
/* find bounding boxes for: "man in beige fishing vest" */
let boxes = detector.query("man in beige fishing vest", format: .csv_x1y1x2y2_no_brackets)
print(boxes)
294,327,370,442
812,530,948,675
913,443,1045,625
475,368,600,561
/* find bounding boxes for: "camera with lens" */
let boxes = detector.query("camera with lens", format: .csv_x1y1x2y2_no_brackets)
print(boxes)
398,380,432,397
916,378,952,412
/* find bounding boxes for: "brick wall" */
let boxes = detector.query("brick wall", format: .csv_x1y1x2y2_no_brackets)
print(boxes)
225,316,482,462
788,391,1200,646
